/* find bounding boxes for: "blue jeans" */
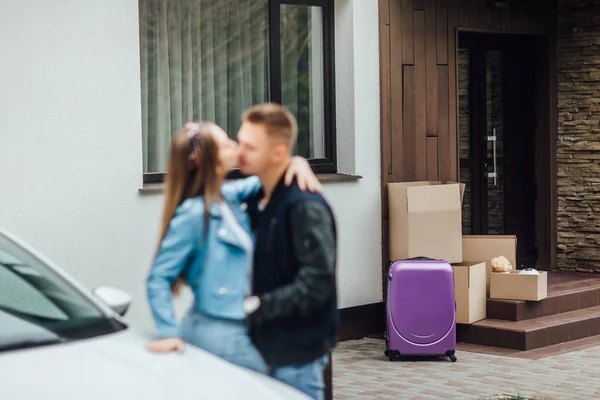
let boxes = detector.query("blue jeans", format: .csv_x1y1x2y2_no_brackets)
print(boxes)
180,308,267,374
270,355,328,400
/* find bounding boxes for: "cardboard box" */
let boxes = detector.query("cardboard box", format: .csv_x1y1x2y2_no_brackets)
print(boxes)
462,235,517,292
490,271,548,301
388,182,465,263
452,262,487,324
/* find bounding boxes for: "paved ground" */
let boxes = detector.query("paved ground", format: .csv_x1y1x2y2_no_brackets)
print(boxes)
332,338,600,400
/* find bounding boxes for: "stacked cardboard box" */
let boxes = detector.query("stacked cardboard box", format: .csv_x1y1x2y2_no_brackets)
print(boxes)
463,235,547,302
388,181,465,263
451,261,486,324
388,181,548,325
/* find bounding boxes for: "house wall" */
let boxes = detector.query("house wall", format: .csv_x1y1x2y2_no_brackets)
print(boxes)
0,0,381,331
557,0,600,271
379,0,555,275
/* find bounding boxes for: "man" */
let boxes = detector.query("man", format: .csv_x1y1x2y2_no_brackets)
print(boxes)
237,103,338,400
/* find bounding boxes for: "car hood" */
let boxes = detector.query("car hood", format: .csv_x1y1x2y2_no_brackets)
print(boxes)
0,328,310,400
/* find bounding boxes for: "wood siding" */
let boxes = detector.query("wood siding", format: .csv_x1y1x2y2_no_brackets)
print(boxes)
378,0,556,279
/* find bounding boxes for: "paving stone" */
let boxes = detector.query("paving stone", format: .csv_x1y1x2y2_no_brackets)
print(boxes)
333,338,600,399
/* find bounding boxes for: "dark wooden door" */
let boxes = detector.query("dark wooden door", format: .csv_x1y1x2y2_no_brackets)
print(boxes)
458,33,538,268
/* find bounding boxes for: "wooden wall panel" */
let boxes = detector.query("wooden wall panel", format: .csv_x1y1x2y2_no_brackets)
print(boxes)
414,10,428,180
509,7,521,31
448,0,458,181
402,0,414,64
480,4,492,28
403,66,417,181
390,0,404,182
437,65,450,180
427,137,439,180
380,0,392,222
502,7,511,30
436,0,448,64
469,0,481,28
459,2,470,26
382,0,553,186
426,0,438,137
491,7,503,30
380,0,392,284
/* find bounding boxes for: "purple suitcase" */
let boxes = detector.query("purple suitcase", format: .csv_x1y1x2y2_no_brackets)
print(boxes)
384,258,457,362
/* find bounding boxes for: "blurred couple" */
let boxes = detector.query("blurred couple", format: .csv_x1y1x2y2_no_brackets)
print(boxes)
145,103,338,400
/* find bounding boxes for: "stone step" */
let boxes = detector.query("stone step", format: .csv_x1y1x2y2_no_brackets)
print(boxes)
458,305,600,351
487,280,600,322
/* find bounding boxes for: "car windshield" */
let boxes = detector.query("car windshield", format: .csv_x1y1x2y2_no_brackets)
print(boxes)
0,233,125,353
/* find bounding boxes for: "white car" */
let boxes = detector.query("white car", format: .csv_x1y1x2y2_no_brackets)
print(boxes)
0,228,310,400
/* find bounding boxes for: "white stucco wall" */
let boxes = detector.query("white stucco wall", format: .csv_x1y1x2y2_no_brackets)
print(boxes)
0,0,381,330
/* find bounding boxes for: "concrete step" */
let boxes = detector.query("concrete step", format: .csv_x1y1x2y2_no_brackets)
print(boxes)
487,279,600,322
458,305,600,351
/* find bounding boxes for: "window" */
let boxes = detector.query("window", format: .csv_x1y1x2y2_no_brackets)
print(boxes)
139,0,336,183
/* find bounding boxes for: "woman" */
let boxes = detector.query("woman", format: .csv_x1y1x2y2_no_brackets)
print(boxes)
145,121,320,373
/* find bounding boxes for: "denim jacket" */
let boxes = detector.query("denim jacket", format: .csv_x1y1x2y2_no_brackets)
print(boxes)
146,176,261,338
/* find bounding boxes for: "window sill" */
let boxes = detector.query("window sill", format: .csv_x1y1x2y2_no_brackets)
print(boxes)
315,172,363,183
138,172,362,194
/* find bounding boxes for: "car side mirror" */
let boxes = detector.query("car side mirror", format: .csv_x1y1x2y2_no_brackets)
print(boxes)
93,286,132,316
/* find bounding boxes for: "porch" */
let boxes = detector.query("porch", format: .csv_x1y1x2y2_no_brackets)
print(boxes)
458,270,600,350
372,0,600,352
344,271,600,353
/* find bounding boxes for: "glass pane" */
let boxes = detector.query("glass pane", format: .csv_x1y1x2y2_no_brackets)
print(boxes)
0,241,102,320
487,165,504,235
486,50,503,158
139,0,270,173
461,168,472,235
0,266,68,321
458,48,470,160
485,50,504,235
0,234,121,348
280,5,325,159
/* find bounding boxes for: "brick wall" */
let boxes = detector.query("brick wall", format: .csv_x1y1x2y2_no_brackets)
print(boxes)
557,0,600,271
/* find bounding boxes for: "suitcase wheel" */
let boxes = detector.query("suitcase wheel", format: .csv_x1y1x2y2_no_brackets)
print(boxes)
385,350,401,361
445,350,457,363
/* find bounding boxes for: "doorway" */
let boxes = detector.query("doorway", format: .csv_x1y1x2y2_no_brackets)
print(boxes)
458,32,548,269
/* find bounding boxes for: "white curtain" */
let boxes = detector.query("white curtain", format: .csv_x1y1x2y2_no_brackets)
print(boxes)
280,5,324,159
139,0,269,173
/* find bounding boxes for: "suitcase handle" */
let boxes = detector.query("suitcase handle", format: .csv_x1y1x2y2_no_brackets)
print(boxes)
388,256,438,265
387,256,441,281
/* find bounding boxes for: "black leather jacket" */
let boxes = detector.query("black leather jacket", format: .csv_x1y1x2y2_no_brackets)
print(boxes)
247,177,339,367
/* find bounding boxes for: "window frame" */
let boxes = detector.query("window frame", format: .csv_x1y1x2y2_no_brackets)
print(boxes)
142,0,337,185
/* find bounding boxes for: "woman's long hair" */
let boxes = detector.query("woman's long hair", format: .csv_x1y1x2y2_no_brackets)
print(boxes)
156,122,222,294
